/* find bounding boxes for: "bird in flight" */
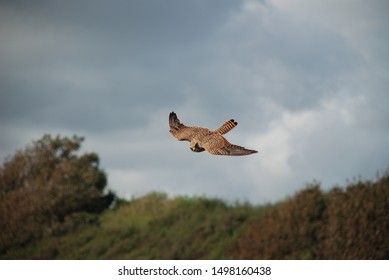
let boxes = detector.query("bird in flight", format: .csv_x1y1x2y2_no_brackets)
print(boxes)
169,112,258,156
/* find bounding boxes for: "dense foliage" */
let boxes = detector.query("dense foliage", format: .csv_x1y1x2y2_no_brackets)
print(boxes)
0,135,388,259
0,135,115,254
232,176,389,259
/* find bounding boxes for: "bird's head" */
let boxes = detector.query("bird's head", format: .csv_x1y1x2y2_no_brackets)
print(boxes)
190,142,205,153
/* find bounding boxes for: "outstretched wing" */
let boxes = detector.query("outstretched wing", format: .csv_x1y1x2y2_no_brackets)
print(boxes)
200,133,258,156
214,119,238,135
209,143,258,156
169,112,209,142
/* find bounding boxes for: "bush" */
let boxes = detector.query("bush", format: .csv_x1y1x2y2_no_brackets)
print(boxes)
317,175,389,259
231,174,389,259
232,185,325,259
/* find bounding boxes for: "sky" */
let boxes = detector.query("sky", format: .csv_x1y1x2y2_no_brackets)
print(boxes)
1,0,388,204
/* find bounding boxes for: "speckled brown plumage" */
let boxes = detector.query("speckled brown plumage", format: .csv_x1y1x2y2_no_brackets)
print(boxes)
169,112,258,156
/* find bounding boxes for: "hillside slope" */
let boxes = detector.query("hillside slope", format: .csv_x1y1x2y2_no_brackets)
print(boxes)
2,174,388,260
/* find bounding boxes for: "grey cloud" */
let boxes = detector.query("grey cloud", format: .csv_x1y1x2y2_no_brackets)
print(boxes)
1,0,388,203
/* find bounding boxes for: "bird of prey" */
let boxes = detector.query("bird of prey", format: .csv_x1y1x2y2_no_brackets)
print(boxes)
169,112,258,156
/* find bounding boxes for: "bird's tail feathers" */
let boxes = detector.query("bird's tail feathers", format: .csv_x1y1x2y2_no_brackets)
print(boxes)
215,119,238,135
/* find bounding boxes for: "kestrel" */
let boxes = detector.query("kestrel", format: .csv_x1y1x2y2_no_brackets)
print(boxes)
169,112,258,156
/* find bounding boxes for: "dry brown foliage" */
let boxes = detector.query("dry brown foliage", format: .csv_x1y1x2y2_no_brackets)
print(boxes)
232,174,389,259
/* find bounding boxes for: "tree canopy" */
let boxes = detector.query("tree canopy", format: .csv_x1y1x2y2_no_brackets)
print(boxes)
0,135,115,253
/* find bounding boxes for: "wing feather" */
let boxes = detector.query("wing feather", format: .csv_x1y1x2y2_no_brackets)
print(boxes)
211,144,257,156
169,112,209,142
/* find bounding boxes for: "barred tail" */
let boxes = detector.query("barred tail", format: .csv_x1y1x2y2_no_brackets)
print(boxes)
214,119,238,135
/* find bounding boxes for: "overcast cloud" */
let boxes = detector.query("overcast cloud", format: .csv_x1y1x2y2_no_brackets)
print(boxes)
1,0,388,204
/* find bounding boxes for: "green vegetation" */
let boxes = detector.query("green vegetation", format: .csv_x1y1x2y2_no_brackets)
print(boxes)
1,135,388,259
